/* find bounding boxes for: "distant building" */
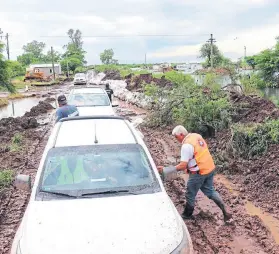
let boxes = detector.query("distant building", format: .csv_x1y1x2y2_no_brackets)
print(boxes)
176,63,203,74
28,63,62,77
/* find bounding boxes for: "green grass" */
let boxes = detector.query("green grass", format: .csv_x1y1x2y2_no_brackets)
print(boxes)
9,133,23,152
11,76,26,90
0,98,9,107
0,169,14,190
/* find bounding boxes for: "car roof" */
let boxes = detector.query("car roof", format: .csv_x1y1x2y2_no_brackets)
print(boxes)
70,87,105,94
54,117,137,147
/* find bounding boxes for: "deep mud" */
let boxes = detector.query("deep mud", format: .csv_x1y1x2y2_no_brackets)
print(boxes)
140,127,279,254
102,70,122,80
0,92,58,253
231,92,279,123
125,73,173,91
24,99,54,117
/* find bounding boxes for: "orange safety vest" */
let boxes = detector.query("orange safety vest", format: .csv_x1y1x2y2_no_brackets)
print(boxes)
183,133,215,175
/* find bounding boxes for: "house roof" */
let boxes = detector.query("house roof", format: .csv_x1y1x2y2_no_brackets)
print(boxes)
30,63,60,68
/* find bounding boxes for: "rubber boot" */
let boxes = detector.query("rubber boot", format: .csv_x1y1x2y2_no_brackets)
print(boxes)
181,203,194,220
212,199,232,222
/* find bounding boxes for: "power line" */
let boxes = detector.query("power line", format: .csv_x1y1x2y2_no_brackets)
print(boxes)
37,34,209,38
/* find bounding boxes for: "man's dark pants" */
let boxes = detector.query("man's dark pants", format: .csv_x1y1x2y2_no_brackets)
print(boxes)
186,170,224,210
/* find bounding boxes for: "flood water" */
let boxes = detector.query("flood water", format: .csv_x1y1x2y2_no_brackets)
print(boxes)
0,97,44,119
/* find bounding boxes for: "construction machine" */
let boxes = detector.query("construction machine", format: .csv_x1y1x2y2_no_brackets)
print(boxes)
24,68,51,82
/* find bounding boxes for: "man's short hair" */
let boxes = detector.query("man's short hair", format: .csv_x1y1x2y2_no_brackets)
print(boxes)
172,125,188,136
58,95,67,105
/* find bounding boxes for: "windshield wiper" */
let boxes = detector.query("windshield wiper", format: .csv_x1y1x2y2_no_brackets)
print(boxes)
40,189,78,198
80,190,138,197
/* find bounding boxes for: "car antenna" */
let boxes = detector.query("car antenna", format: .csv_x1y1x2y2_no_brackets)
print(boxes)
94,122,98,144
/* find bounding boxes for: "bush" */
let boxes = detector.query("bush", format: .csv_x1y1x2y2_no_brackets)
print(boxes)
231,120,279,159
240,73,266,95
0,169,14,190
146,71,232,136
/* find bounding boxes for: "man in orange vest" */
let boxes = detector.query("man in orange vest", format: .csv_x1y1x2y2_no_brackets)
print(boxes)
158,125,231,222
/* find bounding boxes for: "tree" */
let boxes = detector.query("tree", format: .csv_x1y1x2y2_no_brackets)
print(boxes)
17,53,37,66
61,57,82,73
199,43,223,68
67,29,83,49
0,42,14,92
100,49,118,64
42,50,61,63
6,60,25,78
245,56,257,70
22,40,46,60
64,29,86,61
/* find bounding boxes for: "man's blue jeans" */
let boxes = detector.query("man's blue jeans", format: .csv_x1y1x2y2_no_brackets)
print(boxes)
186,170,223,207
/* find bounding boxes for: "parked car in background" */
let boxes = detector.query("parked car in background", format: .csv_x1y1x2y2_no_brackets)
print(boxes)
73,73,87,85
67,87,117,116
11,116,193,254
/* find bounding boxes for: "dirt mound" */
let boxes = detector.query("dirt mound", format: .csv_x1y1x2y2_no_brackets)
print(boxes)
231,92,279,123
43,97,56,103
0,117,39,136
102,70,121,80
126,73,173,91
24,100,54,117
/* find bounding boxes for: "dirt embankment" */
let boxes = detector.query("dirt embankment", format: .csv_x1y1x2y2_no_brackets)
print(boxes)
207,93,279,219
117,93,279,253
125,73,173,91
140,126,279,254
0,100,54,254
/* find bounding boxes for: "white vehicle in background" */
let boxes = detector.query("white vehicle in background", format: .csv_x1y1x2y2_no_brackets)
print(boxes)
67,87,117,116
11,116,193,254
73,73,87,85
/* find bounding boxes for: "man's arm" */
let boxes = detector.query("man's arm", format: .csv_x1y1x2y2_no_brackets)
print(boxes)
175,144,194,171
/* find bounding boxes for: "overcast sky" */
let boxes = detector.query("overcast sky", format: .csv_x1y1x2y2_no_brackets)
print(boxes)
1,0,279,64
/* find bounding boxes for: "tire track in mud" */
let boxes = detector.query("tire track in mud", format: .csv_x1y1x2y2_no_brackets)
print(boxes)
140,127,279,254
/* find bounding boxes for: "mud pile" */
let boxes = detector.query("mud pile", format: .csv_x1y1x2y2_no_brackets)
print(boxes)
24,100,54,117
231,92,279,123
125,73,173,91
102,70,121,81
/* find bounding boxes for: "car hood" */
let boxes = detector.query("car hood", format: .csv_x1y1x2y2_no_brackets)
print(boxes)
77,106,115,116
20,193,183,254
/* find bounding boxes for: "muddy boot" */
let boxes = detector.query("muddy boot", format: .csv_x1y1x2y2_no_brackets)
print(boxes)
181,203,194,220
213,199,232,222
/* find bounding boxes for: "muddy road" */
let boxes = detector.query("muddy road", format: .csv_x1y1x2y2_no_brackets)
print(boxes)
117,101,279,254
1,85,279,254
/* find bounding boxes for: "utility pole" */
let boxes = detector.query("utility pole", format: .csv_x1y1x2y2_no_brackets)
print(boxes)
51,46,56,80
207,34,216,69
5,33,10,60
244,46,247,59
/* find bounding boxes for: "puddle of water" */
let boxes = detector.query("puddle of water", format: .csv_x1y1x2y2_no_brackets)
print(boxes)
217,175,279,244
0,97,56,119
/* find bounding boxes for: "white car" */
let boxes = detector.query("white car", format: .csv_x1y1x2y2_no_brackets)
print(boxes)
11,116,193,254
67,87,116,116
73,73,87,85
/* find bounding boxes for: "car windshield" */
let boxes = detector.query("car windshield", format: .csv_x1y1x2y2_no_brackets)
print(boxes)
68,93,110,106
38,144,160,197
75,74,85,78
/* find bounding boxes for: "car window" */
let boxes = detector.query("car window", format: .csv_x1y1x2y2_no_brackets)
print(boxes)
68,93,110,106
38,144,160,197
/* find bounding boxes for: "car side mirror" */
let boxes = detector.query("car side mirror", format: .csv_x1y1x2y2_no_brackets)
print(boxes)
14,174,31,192
112,104,119,107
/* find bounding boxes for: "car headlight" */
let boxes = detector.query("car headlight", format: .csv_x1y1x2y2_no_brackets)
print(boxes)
171,226,193,254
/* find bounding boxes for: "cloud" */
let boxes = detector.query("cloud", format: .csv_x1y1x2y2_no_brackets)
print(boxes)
0,0,278,63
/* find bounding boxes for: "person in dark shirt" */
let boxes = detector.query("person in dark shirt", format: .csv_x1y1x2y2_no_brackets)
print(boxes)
55,94,79,123
105,83,114,102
